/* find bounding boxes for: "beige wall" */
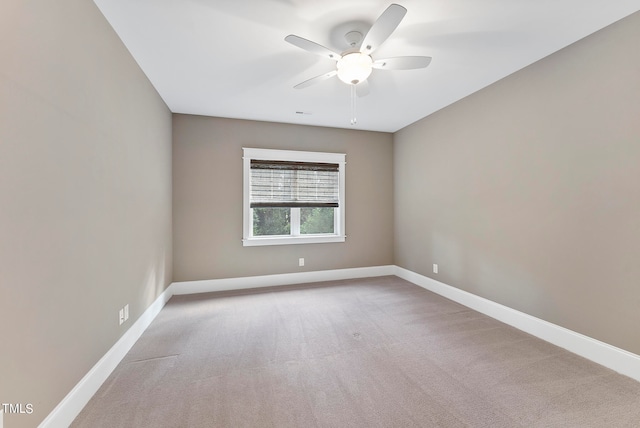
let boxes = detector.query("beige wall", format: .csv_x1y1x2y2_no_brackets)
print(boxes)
394,12,640,355
173,115,393,281
0,1,172,426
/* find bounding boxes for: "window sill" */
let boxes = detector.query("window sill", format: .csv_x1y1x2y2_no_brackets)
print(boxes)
242,234,345,247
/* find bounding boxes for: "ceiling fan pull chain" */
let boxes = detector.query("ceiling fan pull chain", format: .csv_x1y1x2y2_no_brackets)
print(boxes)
350,84,357,125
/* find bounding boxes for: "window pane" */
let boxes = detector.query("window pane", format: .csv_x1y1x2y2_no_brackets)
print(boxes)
253,208,290,236
300,207,335,234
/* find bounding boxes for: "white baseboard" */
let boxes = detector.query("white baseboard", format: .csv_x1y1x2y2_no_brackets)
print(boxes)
40,264,640,427
394,266,640,383
38,286,173,428
38,265,394,427
170,265,396,295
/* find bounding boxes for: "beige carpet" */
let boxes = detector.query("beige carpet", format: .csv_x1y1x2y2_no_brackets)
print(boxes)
73,276,640,427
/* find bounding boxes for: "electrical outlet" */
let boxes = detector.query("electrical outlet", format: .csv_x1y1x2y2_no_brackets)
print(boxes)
124,304,129,321
119,308,125,325
433,264,438,274
299,258,305,267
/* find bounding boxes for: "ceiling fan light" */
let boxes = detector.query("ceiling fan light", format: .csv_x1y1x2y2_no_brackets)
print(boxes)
337,53,373,85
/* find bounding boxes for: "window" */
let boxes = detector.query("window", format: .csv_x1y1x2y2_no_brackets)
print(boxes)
243,148,346,246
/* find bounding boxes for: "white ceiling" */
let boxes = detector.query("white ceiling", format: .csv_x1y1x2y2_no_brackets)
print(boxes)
93,0,639,133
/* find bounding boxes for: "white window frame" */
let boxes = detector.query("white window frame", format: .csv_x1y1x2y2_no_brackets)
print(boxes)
243,148,346,246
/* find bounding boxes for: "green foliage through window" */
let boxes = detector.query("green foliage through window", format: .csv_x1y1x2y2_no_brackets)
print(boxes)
301,207,334,234
253,208,290,236
252,207,335,236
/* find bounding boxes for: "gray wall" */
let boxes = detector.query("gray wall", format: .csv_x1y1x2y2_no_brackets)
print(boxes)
394,12,640,355
173,115,394,281
0,1,172,426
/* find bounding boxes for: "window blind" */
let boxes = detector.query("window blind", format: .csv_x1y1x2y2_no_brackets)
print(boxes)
250,160,340,208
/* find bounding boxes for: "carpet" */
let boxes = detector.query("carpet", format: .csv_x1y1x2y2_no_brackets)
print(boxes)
73,276,640,427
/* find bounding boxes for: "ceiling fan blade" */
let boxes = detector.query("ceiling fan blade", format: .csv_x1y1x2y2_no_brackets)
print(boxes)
294,70,337,89
356,80,370,97
373,56,432,70
285,35,341,61
360,4,407,54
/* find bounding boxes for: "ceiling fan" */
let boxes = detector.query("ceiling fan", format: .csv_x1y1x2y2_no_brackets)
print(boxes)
285,3,432,98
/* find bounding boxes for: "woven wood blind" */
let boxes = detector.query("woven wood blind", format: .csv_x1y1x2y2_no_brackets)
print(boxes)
250,160,339,208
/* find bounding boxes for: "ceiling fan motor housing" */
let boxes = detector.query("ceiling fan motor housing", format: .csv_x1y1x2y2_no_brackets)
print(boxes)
344,30,363,48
